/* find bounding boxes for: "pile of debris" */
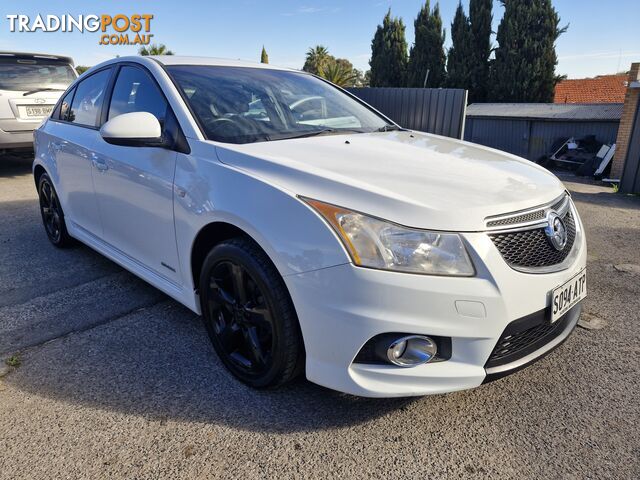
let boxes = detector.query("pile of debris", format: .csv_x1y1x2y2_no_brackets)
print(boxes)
539,135,616,179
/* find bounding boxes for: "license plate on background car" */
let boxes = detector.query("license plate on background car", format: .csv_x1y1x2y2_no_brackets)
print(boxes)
551,269,587,322
26,106,53,117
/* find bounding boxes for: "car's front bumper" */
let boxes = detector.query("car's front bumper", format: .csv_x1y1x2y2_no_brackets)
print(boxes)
284,222,587,398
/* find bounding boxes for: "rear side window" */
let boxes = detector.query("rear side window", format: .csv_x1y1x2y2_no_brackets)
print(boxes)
58,88,75,121
108,66,168,123
69,68,112,127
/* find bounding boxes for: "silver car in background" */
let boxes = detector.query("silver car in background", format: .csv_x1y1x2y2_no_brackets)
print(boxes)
0,52,77,155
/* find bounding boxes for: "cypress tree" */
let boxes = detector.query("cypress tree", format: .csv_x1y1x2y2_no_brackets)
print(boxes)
260,46,269,64
407,1,446,88
468,0,492,102
369,10,409,87
491,0,567,102
447,2,473,91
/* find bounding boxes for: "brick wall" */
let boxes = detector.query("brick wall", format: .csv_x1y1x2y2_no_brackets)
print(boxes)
610,63,640,179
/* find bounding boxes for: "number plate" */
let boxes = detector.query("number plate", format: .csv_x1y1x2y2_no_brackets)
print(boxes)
26,106,53,117
551,269,587,322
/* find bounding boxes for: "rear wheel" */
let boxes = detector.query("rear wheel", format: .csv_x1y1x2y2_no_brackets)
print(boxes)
199,237,304,388
38,173,73,248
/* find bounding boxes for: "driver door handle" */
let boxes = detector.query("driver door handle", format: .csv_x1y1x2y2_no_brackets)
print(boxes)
92,159,109,171
91,153,108,172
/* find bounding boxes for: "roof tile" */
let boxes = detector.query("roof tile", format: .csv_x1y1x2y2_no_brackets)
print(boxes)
554,74,628,103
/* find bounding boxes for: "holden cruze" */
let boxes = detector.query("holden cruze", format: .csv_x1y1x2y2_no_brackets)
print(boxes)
33,56,587,397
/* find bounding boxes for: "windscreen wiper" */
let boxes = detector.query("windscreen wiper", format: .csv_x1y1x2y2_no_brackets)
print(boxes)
376,124,405,132
276,128,365,141
23,87,65,96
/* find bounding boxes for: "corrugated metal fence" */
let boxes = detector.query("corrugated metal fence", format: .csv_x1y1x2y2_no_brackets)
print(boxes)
347,87,468,139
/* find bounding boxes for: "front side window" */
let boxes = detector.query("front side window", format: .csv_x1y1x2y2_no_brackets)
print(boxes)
69,69,112,127
166,65,388,144
108,66,168,123
0,58,76,92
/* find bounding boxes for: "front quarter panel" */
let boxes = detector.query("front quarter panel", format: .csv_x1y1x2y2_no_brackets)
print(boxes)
174,140,350,301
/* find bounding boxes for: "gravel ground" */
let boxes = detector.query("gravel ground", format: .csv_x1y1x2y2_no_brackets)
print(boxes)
0,155,639,479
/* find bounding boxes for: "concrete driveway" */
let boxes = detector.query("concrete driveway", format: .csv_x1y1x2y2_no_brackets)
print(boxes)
1,154,639,479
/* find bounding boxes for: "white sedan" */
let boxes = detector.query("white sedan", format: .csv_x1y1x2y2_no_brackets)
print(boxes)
33,56,587,397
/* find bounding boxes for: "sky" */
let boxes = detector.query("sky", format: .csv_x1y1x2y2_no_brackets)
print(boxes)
1,0,638,79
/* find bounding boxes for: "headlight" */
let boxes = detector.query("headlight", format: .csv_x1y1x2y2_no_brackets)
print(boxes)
303,198,475,276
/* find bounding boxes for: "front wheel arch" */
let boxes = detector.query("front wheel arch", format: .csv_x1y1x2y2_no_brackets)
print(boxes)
33,164,47,189
190,222,258,293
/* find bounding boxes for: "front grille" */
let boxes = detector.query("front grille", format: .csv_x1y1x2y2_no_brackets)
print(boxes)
489,211,576,269
485,308,572,369
551,195,568,212
486,209,545,228
485,193,569,229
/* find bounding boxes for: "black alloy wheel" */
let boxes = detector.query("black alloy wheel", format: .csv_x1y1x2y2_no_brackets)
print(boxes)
200,237,304,388
38,173,73,247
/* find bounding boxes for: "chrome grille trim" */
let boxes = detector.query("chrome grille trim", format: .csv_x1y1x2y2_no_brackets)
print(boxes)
484,193,570,232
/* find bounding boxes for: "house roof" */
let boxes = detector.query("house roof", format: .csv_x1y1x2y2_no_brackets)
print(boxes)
554,74,628,103
466,103,624,121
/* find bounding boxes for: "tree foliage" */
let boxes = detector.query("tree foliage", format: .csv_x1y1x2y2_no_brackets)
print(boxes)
138,43,174,56
446,3,473,90
75,65,90,75
491,0,566,102
407,1,446,88
468,0,493,102
303,45,331,75
260,46,269,64
369,10,409,87
321,62,358,87
303,46,363,87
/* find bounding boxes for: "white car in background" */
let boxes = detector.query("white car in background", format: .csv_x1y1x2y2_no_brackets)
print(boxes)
33,56,587,397
0,52,77,155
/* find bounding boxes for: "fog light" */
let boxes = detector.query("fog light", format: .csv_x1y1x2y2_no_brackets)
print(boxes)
390,340,407,359
386,335,437,367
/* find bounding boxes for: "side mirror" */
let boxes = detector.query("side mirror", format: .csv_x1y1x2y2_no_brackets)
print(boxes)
100,111,166,148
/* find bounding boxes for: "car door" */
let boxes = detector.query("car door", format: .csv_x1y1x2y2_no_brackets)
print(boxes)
90,64,181,283
49,67,113,237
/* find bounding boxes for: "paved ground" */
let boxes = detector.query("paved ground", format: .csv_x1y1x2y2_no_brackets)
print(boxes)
0,155,639,479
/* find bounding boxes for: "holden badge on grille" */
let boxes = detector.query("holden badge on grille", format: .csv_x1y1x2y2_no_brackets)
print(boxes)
544,212,568,251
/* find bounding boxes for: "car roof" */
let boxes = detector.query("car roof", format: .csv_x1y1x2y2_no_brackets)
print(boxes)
149,55,297,72
0,51,74,66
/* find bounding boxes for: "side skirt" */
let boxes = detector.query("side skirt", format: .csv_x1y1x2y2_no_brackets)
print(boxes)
68,221,200,313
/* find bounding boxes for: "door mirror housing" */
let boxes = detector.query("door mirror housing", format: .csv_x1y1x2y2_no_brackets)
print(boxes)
100,111,167,147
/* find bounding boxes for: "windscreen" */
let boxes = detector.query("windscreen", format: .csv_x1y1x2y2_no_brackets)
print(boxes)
0,58,76,91
166,65,389,144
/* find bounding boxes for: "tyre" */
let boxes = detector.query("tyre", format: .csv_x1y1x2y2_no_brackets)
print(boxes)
37,173,74,248
199,237,304,388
